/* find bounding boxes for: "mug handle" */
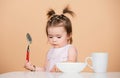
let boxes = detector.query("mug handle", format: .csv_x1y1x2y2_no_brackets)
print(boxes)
85,57,93,69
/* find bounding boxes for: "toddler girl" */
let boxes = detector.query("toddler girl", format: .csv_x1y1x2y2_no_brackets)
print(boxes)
24,6,78,72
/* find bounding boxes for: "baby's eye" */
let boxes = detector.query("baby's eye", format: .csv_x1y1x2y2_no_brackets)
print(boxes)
57,36,61,38
48,36,53,38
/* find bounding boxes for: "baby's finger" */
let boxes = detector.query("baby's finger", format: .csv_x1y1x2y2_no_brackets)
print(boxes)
55,67,60,72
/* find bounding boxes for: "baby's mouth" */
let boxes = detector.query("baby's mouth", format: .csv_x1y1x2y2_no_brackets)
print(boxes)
53,44,57,46
52,44,59,47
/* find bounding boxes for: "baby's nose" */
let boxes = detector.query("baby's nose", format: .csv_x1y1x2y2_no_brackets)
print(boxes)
53,37,57,42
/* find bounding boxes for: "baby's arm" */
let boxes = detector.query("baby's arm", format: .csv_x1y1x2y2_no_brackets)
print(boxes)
68,46,78,62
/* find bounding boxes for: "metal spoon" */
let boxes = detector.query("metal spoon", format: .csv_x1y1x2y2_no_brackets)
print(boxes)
26,33,32,62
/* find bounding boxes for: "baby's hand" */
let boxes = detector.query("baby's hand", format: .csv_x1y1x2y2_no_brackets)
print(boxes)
24,62,35,71
50,65,61,72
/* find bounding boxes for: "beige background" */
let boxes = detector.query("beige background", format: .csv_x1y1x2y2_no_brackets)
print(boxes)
0,0,120,73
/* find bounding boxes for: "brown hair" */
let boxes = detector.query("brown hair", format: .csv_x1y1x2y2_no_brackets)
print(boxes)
46,6,75,44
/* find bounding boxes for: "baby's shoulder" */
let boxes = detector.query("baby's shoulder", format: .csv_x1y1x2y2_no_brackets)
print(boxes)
68,45,77,53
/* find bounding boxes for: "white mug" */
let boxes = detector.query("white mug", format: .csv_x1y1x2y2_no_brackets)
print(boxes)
85,52,108,73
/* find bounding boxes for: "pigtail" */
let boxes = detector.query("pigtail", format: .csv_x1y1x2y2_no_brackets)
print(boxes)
62,5,74,44
63,6,75,17
47,9,55,18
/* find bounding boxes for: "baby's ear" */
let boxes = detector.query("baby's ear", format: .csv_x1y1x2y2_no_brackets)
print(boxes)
67,33,72,39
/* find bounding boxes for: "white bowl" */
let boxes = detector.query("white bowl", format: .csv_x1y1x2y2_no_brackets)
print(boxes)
56,62,87,73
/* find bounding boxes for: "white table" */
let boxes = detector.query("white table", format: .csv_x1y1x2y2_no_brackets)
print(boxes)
0,71,120,78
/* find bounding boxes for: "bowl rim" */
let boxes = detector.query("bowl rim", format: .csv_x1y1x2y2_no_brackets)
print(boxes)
56,62,86,64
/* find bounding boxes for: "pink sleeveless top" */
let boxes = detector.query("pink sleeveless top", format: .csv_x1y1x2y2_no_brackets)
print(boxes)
46,44,72,71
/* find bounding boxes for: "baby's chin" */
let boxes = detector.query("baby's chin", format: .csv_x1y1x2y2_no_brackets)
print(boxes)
52,44,67,48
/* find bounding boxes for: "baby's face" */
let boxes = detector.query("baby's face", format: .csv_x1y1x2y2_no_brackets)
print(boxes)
47,26,70,48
